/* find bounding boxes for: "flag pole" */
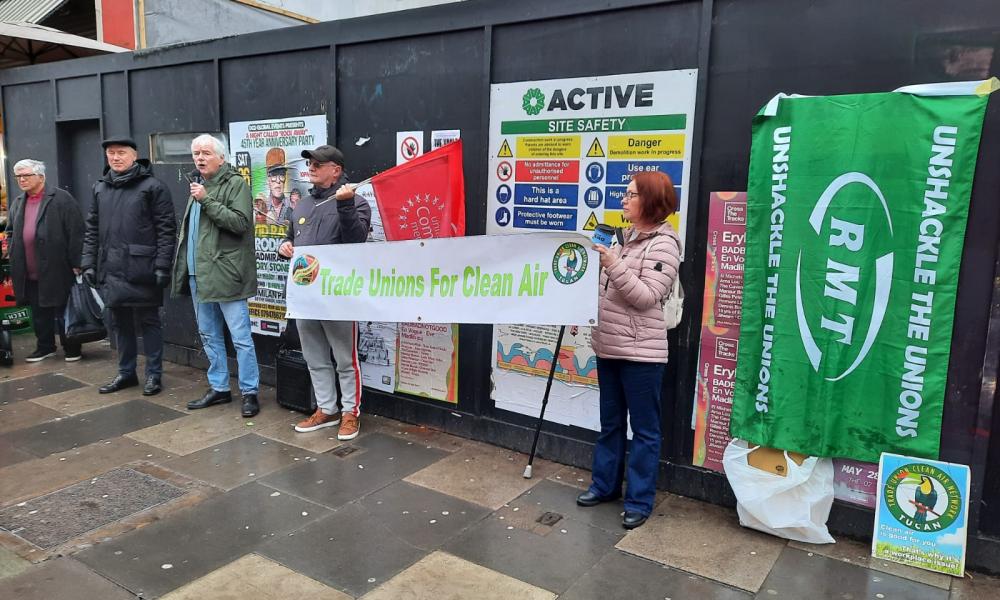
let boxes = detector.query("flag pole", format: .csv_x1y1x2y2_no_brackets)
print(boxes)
523,325,566,478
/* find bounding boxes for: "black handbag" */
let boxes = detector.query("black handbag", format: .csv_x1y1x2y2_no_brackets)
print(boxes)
64,277,107,344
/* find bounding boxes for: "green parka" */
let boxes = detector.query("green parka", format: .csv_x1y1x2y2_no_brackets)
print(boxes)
171,163,256,303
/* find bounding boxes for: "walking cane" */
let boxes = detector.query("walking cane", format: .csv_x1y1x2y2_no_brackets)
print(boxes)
523,325,566,478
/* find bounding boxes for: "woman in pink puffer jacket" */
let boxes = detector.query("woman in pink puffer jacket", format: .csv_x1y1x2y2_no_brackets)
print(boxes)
576,171,682,530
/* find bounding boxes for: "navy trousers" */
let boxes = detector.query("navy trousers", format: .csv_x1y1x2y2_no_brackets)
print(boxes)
589,357,666,516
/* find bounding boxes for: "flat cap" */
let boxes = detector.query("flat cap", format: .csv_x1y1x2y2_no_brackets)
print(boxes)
102,137,137,150
300,145,344,167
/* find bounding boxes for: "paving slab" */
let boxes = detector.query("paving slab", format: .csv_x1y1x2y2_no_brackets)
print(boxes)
360,481,491,550
789,536,954,590
758,546,949,599
75,482,331,599
615,493,786,592
0,437,170,508
260,433,447,509
30,382,144,416
0,545,31,580
950,572,1000,599
547,465,593,490
0,373,86,404
404,443,560,510
1,557,134,599
365,415,470,453
258,501,427,597
160,553,349,600
444,509,622,594
0,467,184,549
0,400,62,434
2,399,184,458
362,550,556,600
126,402,286,456
561,549,751,600
503,479,624,535
160,434,315,491
0,435,35,469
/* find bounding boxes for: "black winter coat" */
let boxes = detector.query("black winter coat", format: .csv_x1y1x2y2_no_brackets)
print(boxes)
81,160,176,307
5,186,84,307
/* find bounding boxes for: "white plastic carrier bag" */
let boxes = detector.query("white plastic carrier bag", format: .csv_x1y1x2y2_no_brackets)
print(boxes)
723,439,836,544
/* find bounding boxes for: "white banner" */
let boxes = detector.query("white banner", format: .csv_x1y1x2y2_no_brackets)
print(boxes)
285,233,597,325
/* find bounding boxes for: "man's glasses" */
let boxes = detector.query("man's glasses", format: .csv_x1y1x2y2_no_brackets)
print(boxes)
307,160,333,168
267,172,286,181
13,174,37,180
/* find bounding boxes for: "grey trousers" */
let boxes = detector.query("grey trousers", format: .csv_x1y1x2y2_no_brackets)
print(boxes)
297,319,362,416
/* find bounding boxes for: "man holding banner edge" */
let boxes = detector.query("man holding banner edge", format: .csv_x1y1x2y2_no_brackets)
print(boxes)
278,144,371,440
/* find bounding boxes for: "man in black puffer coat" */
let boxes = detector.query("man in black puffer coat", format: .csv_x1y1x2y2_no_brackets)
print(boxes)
81,137,176,396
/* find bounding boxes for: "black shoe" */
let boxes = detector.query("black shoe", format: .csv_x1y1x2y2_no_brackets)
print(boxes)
25,349,57,363
623,511,648,530
577,490,618,507
99,373,139,394
187,388,232,410
142,376,162,396
241,394,259,418
64,348,83,362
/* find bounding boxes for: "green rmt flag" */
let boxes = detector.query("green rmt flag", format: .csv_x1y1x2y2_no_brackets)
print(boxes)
731,79,997,462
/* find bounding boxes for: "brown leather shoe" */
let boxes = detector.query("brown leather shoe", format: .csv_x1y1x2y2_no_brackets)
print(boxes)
338,413,360,440
294,408,341,433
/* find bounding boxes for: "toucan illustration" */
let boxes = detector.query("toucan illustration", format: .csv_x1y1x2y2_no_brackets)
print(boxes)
910,475,939,525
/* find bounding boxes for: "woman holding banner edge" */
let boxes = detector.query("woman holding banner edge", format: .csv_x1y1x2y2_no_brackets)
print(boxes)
578,171,682,530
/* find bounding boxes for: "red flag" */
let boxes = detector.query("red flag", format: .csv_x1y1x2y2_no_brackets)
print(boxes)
371,140,465,240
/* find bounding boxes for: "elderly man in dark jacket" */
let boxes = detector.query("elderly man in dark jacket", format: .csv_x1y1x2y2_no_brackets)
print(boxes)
81,137,176,396
4,159,84,362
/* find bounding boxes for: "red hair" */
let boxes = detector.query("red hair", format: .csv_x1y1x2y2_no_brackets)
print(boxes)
632,171,678,223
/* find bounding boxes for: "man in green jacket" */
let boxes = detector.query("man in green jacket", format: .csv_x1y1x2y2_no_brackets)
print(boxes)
171,134,260,417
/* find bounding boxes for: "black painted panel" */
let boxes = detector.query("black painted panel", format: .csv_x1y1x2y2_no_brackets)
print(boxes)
129,62,219,152
101,71,129,139
219,48,331,125
56,75,100,120
4,82,57,186
491,3,700,83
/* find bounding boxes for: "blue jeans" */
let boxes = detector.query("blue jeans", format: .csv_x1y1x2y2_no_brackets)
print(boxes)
589,357,665,516
189,276,258,395
110,306,162,378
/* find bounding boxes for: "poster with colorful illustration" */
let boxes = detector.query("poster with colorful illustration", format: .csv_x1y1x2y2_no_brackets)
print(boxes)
693,192,746,472
228,114,327,335
496,324,597,387
873,453,970,576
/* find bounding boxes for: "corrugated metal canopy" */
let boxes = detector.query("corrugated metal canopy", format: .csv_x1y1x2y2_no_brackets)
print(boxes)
0,21,127,68
0,0,67,24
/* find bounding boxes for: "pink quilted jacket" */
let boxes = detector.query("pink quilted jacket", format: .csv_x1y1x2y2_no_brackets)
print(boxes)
590,221,682,363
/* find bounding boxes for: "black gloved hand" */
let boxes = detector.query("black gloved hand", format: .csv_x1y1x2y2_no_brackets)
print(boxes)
154,269,170,289
82,268,97,288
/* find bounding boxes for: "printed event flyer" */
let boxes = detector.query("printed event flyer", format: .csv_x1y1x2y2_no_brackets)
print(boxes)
873,453,970,576
228,114,327,336
693,192,746,471
396,322,459,403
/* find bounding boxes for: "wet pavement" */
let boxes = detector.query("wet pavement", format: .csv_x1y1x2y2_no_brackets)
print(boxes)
0,334,998,599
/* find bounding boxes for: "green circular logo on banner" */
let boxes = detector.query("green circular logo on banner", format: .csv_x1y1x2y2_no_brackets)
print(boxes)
291,254,320,286
883,463,962,532
552,242,587,285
